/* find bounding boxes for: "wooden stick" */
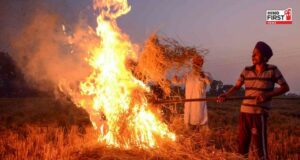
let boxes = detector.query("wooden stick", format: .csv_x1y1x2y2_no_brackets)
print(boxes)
151,96,300,104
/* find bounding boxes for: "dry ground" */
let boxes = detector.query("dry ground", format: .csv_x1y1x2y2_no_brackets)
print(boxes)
0,97,299,159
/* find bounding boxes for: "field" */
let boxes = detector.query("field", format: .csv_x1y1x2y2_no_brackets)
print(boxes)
0,97,299,159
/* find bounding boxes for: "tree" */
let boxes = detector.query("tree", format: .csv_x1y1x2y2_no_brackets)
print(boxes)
0,52,37,97
207,80,244,96
207,80,223,96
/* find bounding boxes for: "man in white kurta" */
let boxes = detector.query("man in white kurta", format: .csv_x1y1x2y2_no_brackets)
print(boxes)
184,71,212,127
174,56,213,129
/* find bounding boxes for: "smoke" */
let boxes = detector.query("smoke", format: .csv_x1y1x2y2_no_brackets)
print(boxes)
0,0,98,95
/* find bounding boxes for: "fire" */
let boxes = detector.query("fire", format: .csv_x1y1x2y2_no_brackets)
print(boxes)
76,0,175,148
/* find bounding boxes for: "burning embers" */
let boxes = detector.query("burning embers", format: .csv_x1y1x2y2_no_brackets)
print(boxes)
74,0,175,148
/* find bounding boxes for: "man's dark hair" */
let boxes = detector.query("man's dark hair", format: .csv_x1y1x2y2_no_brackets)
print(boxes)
255,41,273,62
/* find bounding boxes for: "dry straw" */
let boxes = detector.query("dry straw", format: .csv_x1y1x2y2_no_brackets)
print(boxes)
131,34,208,96
0,124,242,159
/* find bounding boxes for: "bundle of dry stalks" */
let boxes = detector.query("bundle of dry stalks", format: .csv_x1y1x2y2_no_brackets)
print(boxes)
131,34,208,96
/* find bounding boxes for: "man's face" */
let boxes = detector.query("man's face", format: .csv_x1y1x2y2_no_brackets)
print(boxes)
252,48,264,65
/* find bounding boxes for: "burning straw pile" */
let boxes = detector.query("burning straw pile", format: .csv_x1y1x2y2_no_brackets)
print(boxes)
75,116,243,160
131,34,208,96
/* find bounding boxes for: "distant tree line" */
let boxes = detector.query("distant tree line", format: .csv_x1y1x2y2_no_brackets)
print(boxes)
207,80,245,96
0,52,42,97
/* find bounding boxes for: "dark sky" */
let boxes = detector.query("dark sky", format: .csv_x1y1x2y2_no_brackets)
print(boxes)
1,0,299,93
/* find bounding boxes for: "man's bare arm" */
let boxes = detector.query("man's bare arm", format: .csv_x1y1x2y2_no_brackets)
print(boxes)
257,83,290,103
217,81,243,102
268,83,290,97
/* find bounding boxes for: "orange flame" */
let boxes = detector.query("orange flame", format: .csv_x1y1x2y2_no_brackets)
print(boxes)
76,0,175,148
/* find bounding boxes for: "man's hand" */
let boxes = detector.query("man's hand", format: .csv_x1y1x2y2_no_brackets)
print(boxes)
217,93,227,103
256,94,270,104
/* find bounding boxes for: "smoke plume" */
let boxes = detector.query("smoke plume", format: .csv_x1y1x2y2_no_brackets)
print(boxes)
0,0,97,96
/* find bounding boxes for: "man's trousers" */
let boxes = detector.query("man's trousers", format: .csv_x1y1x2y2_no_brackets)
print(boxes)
238,112,268,159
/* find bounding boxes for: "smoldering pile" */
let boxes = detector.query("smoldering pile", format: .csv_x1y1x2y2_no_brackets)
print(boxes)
129,34,208,96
